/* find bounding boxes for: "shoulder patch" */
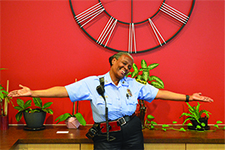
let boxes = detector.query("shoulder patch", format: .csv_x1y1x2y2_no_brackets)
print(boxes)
135,79,147,85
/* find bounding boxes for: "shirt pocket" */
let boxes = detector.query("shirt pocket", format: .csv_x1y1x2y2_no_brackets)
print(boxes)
126,97,138,112
95,97,106,116
95,97,120,115
126,96,138,105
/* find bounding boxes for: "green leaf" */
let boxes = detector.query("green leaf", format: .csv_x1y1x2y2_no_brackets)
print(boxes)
162,124,169,128
0,89,8,99
33,97,42,108
201,123,206,127
180,112,194,118
15,112,23,122
0,68,7,71
131,72,137,78
136,75,142,80
179,128,186,132
182,117,194,125
29,109,40,113
24,100,32,109
162,128,167,131
150,125,155,129
196,125,201,129
55,113,72,124
147,115,155,120
213,124,219,128
24,108,31,112
142,71,149,82
131,63,139,78
141,59,147,68
43,108,54,115
0,93,4,99
42,102,53,109
17,99,24,108
196,102,200,118
187,123,193,126
172,121,177,124
186,102,195,113
150,81,164,89
139,68,149,72
150,121,157,125
147,63,159,70
75,113,86,126
149,76,164,89
126,72,132,77
199,110,211,118
216,121,223,124
14,106,23,111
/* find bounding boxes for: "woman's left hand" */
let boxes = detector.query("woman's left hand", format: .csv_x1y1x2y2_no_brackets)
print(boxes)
190,93,213,102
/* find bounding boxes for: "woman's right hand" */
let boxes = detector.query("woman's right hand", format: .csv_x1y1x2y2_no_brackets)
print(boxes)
8,85,32,97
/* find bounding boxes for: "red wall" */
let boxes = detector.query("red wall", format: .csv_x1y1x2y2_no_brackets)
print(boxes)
1,0,224,125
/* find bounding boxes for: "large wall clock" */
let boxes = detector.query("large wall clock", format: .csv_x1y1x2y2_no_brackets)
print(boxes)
69,0,195,53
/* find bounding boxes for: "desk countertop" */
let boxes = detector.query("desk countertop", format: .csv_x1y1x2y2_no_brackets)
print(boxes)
1,126,224,150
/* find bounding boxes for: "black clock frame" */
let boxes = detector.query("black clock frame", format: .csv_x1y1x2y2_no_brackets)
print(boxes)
69,0,195,53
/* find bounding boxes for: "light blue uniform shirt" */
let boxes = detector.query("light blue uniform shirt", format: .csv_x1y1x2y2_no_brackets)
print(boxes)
65,72,159,123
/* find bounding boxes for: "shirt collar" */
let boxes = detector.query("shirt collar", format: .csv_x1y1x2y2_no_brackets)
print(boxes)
104,72,129,87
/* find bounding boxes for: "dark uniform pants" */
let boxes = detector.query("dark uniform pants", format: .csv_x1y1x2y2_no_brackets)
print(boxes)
93,116,144,150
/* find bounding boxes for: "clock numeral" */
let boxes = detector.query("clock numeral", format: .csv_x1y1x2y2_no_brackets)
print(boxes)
76,3,105,27
148,18,166,46
160,3,189,24
128,23,137,53
97,17,117,47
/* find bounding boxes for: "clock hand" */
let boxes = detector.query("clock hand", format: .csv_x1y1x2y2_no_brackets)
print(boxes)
131,0,133,23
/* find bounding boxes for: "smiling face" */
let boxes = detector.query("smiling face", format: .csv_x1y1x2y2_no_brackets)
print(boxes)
109,54,133,85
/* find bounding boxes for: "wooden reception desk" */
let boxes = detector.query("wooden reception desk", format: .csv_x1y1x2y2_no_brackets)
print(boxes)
0,126,224,150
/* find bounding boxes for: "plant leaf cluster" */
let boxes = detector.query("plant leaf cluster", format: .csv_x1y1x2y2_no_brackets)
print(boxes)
14,97,53,122
55,112,86,126
145,115,187,132
180,102,211,126
0,86,8,100
213,121,225,130
0,68,13,116
127,59,164,89
144,114,157,129
0,68,8,101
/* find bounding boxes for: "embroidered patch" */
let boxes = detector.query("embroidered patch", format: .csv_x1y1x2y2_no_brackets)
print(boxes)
135,79,147,85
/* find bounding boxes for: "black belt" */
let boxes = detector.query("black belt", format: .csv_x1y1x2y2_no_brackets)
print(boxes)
117,114,135,126
97,113,135,126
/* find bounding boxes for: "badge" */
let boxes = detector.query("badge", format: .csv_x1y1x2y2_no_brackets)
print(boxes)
126,89,132,99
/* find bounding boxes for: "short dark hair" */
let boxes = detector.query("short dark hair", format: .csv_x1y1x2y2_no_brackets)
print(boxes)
109,52,134,66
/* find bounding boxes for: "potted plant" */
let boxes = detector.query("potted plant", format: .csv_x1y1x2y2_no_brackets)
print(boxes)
0,68,13,130
55,101,86,128
14,97,53,130
180,102,211,131
0,83,11,130
127,59,164,126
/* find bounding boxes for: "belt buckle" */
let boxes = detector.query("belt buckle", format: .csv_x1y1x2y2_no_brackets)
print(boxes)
118,117,126,126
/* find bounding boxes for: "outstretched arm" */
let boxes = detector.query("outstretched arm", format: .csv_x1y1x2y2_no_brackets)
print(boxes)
8,85,69,98
155,90,213,102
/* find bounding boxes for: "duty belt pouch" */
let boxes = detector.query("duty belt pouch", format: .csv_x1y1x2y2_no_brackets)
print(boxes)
86,124,99,139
